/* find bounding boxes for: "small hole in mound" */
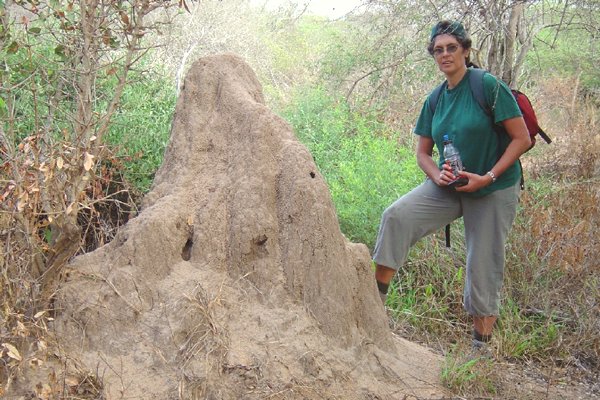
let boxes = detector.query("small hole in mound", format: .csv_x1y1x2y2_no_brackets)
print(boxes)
181,238,193,261
254,234,268,246
310,171,316,178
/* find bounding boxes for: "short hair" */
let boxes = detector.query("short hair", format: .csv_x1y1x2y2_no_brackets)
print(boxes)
427,20,472,56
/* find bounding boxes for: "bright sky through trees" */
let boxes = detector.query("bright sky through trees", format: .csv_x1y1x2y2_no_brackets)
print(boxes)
250,0,365,19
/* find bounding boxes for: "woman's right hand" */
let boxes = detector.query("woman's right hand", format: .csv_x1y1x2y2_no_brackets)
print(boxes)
437,162,454,186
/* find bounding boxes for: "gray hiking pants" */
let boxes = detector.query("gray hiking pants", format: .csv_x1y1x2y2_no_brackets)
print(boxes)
372,179,520,316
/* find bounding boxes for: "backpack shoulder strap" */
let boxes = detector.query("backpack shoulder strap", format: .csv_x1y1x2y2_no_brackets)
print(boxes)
467,68,491,116
469,69,527,189
428,81,447,114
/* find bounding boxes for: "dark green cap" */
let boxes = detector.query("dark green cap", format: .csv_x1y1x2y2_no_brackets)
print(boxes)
430,21,467,42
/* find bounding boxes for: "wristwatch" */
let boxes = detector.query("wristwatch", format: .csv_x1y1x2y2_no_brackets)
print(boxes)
486,171,497,183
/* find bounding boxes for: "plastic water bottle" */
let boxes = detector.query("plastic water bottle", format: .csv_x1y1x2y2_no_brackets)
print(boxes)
443,134,467,186
443,134,462,175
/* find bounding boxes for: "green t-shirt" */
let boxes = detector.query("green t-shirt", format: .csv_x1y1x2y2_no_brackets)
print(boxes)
414,69,522,197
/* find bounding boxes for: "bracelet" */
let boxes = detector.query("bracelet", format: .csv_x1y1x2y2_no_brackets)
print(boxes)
486,171,497,183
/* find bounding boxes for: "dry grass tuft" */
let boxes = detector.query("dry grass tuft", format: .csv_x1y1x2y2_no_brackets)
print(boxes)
175,283,230,399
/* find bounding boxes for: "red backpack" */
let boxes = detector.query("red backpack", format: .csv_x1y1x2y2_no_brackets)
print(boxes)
512,88,552,148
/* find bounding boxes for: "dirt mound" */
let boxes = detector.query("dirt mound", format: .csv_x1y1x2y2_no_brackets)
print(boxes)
32,54,446,399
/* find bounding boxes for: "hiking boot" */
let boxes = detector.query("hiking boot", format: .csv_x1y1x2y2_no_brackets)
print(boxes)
470,339,493,360
379,291,387,305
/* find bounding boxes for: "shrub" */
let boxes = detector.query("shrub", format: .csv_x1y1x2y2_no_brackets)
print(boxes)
282,86,423,249
105,68,177,193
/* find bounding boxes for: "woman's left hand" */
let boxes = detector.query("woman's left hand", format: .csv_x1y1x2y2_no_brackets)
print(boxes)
453,171,493,192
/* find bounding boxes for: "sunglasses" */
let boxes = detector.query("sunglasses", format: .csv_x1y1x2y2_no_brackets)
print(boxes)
432,44,461,57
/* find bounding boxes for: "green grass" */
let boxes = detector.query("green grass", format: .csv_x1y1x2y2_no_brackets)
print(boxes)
441,345,498,396
496,298,565,359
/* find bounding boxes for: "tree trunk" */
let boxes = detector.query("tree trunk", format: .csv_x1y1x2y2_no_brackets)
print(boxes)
40,220,82,302
502,2,524,86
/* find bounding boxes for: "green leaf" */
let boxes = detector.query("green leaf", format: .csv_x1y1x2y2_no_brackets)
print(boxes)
6,41,18,54
109,37,119,49
28,27,42,34
44,228,52,243
54,44,65,57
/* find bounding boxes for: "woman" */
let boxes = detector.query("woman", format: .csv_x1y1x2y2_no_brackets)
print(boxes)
372,21,531,350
